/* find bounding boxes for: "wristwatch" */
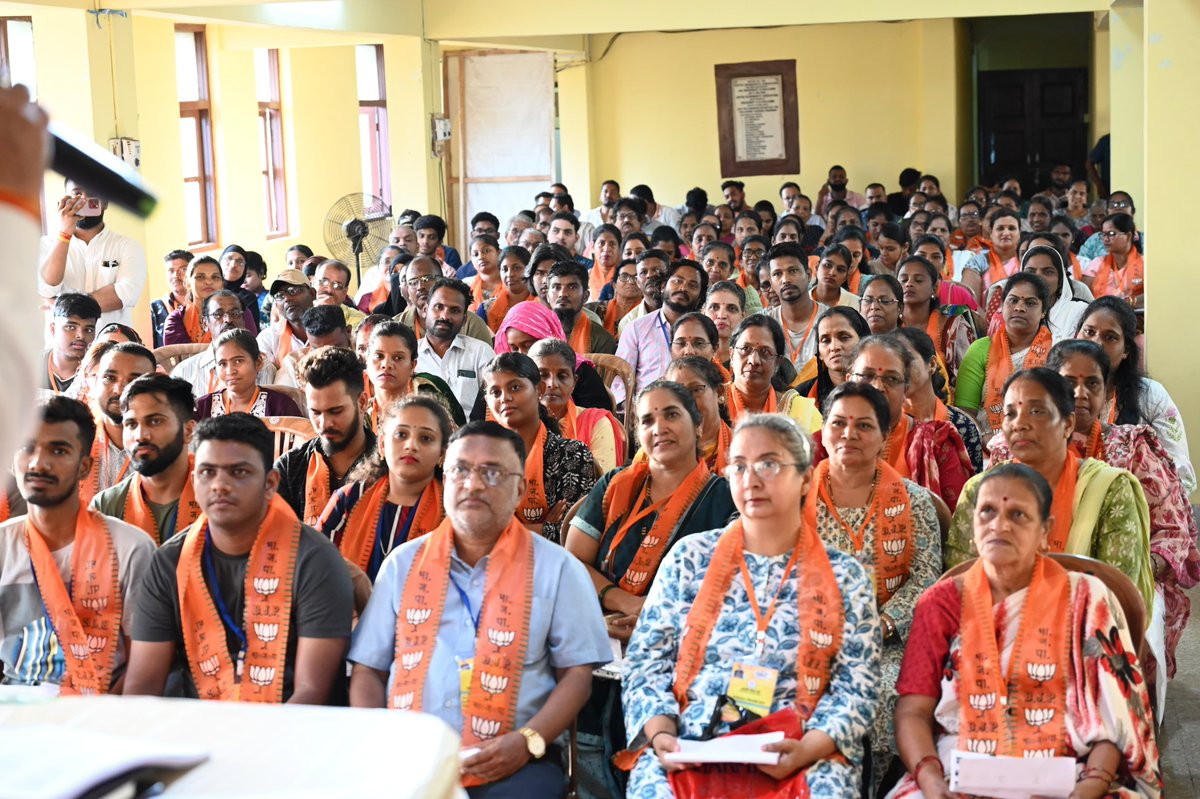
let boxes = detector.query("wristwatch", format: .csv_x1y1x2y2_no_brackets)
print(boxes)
518,727,546,759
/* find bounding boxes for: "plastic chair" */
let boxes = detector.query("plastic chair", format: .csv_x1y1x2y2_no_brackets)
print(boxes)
261,383,307,416
586,353,635,446
263,416,316,460
153,343,207,372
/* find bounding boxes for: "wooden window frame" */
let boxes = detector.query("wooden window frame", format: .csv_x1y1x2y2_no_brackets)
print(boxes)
358,44,391,205
177,24,218,250
257,48,288,237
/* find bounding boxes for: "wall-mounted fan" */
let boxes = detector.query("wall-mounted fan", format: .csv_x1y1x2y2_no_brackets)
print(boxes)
323,193,392,284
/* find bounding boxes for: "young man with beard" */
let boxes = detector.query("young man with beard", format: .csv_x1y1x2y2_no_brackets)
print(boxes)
583,179,620,228
545,262,616,356
82,343,156,505
151,250,193,348
764,242,827,367
38,179,148,330
721,179,746,213
416,279,495,417
275,347,375,527
125,413,353,703
0,396,153,692
815,164,868,218
92,375,199,545
274,305,354,389
257,268,316,369
614,259,707,404
396,256,494,346
616,249,668,335
43,293,100,393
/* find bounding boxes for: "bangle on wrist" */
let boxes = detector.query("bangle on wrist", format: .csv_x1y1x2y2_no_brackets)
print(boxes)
598,583,617,612
648,729,675,750
913,754,943,784
1078,766,1116,784
57,230,72,243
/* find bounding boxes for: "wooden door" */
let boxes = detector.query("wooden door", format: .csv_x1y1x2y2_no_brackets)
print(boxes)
977,68,1088,193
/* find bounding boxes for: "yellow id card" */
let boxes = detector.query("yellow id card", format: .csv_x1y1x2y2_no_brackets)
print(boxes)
457,657,474,706
727,661,778,717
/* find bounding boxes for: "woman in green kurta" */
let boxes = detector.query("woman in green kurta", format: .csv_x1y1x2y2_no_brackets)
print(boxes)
945,366,1154,611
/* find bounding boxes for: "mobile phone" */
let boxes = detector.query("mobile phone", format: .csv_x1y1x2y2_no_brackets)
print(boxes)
76,197,103,217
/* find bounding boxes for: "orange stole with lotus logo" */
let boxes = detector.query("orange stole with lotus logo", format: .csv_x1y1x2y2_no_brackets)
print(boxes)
983,322,1052,431
516,423,549,525
390,517,534,787
176,494,301,703
25,507,121,695
803,460,915,605
958,556,1071,757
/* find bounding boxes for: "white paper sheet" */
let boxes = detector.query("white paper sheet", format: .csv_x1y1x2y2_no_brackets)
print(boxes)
662,732,784,765
949,750,1076,799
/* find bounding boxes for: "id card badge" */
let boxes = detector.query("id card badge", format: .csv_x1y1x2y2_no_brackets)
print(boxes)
727,661,779,717
456,657,474,706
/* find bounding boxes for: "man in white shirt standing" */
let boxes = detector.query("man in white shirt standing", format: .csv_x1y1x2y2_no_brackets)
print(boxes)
38,179,147,330
416,278,494,419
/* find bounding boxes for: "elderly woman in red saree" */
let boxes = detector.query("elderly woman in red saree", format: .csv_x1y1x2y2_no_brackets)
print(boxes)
985,341,1199,688
887,463,1160,799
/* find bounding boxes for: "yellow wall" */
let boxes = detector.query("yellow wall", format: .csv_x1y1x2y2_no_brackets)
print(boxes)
571,19,966,213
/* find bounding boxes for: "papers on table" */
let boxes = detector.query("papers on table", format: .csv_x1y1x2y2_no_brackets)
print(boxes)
662,732,784,766
949,750,1076,799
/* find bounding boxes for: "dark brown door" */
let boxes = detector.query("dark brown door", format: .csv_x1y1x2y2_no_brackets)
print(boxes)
977,68,1088,193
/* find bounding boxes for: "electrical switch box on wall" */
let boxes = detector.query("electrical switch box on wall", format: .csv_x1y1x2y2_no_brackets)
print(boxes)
108,138,141,170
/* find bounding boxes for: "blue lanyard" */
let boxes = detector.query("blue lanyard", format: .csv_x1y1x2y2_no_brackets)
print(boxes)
658,313,672,348
450,575,481,632
202,531,248,676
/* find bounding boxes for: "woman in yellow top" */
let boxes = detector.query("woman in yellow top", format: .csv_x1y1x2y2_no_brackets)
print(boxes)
529,338,625,473
725,314,822,433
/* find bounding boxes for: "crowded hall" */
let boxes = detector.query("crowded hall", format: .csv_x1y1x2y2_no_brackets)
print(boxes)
1,2,1198,798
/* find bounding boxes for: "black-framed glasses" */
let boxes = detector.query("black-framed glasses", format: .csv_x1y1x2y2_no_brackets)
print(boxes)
850,370,907,388
207,309,244,322
272,285,309,300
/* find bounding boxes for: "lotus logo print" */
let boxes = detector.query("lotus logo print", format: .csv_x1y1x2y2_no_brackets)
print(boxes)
471,716,502,739
883,503,907,518
393,691,414,710
988,403,1002,415
1025,708,1055,727
487,628,515,648
1024,748,1055,758
969,692,997,711
401,651,424,671
80,597,108,612
480,672,509,695
641,535,660,549
804,675,821,695
1027,662,1056,683
86,635,107,653
199,655,221,676
624,570,648,587
406,607,432,628
253,577,279,596
885,575,903,592
522,507,543,523
248,665,276,686
69,643,91,660
966,739,997,755
809,630,833,648
254,623,279,643
881,538,907,557
78,686,97,696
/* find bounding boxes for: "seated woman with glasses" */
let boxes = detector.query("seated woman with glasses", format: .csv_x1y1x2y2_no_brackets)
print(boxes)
621,414,880,799
364,320,465,429
477,244,534,333
666,357,733,475
163,255,259,344
587,257,642,337
1083,213,1144,308
954,272,1054,439
726,315,822,432
860,274,904,335
807,381,942,790
318,395,451,583
796,306,870,410
565,379,736,798
194,329,301,419
480,352,596,543
669,312,730,381
815,334,973,516
530,338,625,473
887,463,1159,799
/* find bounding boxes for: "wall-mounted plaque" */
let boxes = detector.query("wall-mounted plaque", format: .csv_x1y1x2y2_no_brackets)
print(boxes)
715,60,799,177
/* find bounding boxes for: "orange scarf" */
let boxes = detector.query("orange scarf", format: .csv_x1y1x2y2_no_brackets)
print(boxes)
302,449,333,529
517,424,549,525
701,423,732,474
588,263,614,302
985,248,1016,288
846,270,862,295
336,477,444,571
183,303,210,345
958,556,1071,757
674,519,843,719
471,275,497,311
1068,251,1083,282
602,299,634,335
26,507,120,695
983,323,1053,430
367,280,390,312
0,490,9,523
882,414,913,477
81,417,130,506
926,309,945,347
1090,249,1144,300
1072,421,1104,460
726,383,775,425
803,460,914,605
568,312,593,356
176,494,301,702
1046,453,1081,552
933,399,951,422
484,286,514,333
390,517,534,787
275,321,299,364
599,459,711,595
560,401,626,464
123,458,201,545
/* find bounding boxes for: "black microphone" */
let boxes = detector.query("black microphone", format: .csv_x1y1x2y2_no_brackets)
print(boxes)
49,122,158,219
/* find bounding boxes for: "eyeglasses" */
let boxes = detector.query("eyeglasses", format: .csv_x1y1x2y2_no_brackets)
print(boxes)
958,211,981,220
1108,200,1132,210
615,273,638,284
672,337,712,351
405,275,436,288
849,370,907,388
272,285,309,300
742,249,766,260
1099,231,1128,240
733,344,776,361
860,296,898,307
444,463,523,487
317,277,347,291
723,459,800,481
615,213,639,223
207,309,244,322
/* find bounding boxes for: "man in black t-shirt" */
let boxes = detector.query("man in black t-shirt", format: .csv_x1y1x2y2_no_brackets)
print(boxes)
124,413,353,704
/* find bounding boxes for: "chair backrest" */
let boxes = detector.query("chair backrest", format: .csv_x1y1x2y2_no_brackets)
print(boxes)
941,553,1146,652
153,343,208,372
585,353,636,451
261,383,308,416
263,415,316,460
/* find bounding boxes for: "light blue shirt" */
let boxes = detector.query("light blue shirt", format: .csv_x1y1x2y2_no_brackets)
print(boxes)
349,529,611,732
614,308,674,404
